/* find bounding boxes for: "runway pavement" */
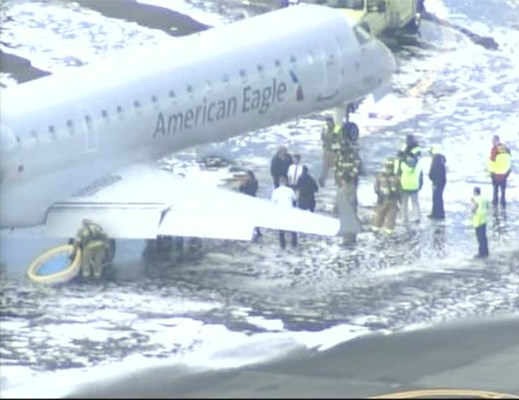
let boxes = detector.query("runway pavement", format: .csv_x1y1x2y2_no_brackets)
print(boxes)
67,315,519,398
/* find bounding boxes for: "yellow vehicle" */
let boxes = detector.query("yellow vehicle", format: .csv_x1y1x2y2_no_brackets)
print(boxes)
303,0,423,37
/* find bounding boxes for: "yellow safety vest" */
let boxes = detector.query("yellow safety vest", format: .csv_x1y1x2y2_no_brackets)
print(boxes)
472,195,488,228
399,161,420,191
489,151,512,174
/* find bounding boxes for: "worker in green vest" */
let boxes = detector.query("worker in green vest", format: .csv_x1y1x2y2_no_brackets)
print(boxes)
488,135,512,207
393,134,422,221
471,186,489,258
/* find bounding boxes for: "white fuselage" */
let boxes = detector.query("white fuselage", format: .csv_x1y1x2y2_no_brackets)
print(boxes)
0,4,394,229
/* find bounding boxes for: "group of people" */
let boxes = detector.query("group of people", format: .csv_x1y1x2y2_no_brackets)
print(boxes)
365,130,512,259
73,130,511,274
472,134,513,258
238,147,320,248
372,133,430,235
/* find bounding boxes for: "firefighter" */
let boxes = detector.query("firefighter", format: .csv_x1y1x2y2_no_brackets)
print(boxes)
334,124,362,245
318,116,342,187
72,219,110,279
373,158,401,234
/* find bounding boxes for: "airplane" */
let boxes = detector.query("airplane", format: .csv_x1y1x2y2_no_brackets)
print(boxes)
0,4,395,261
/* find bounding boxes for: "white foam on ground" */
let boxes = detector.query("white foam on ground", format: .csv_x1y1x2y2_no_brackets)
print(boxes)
137,0,233,27
0,1,172,77
1,322,371,398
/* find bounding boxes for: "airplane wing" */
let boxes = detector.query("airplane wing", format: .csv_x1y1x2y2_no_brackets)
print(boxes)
44,164,340,240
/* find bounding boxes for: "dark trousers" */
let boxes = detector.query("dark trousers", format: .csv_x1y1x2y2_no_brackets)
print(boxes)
298,202,315,212
272,175,287,188
475,224,489,257
272,175,280,188
491,175,507,206
279,230,297,248
431,183,445,218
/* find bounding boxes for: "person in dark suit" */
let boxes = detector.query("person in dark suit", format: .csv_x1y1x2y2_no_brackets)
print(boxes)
270,146,293,188
428,145,446,220
295,166,318,212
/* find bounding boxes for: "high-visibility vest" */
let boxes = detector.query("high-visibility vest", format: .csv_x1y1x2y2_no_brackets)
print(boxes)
488,144,512,175
472,195,488,228
489,148,512,174
321,123,335,149
330,124,343,152
399,161,420,191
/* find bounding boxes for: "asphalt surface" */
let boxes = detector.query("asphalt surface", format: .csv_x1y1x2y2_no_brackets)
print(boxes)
67,315,519,398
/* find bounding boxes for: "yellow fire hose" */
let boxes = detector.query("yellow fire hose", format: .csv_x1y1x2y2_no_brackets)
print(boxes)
27,244,82,285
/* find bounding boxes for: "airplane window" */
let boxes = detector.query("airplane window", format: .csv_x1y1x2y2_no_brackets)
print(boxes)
66,120,74,135
101,110,108,117
168,90,175,98
151,95,157,103
134,100,140,107
354,24,371,45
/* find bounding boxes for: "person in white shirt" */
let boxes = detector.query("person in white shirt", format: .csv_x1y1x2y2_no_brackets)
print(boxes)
271,176,297,248
287,154,303,190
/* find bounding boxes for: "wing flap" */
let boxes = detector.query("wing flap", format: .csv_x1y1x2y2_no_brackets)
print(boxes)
45,202,164,239
43,164,340,240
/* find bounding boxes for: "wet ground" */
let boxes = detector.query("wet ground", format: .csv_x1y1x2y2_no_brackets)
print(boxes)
1,0,518,397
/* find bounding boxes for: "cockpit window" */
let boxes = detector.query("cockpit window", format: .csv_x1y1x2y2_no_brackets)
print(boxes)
353,24,372,45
